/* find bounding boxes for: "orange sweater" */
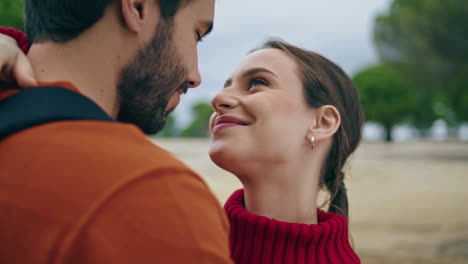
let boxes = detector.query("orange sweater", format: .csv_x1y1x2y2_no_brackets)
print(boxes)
0,83,233,264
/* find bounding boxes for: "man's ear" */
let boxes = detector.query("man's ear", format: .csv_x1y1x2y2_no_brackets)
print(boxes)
307,105,341,142
120,0,152,33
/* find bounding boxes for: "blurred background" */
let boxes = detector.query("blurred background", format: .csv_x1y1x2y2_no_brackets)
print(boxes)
2,0,467,263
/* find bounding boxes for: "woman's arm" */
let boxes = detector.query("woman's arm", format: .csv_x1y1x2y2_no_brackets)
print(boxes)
0,27,37,87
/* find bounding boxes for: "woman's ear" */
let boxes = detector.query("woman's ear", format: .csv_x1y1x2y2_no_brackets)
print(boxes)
307,105,341,141
120,0,152,33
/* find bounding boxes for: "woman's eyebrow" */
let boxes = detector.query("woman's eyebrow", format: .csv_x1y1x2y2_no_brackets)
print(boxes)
242,68,278,79
223,68,278,88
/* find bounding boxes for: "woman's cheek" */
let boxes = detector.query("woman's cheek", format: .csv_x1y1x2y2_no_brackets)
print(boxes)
209,112,217,133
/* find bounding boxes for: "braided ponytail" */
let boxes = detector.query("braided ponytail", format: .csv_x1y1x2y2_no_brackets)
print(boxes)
322,161,349,220
328,176,349,220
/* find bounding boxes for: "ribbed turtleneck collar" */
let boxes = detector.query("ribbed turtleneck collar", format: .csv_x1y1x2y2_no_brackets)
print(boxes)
224,189,360,264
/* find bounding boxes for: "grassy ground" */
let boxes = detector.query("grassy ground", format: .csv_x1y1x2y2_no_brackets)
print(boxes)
154,138,468,263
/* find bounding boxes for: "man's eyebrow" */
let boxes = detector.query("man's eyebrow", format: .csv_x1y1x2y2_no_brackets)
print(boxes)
200,21,214,39
223,68,278,88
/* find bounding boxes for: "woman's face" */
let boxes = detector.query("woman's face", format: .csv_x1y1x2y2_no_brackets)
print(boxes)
209,48,316,175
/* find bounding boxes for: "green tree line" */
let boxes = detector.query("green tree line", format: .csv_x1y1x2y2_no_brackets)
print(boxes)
158,102,213,138
353,0,468,141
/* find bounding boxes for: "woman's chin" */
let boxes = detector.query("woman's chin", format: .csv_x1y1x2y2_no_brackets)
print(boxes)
209,144,243,175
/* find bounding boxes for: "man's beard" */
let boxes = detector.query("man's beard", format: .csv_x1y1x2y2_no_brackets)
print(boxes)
117,20,187,135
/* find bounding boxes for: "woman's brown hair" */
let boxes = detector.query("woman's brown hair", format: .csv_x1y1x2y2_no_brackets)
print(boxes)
257,39,364,220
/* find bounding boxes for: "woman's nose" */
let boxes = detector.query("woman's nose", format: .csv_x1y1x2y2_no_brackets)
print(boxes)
211,90,239,113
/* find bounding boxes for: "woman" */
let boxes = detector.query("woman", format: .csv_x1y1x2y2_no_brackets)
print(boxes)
0,29,363,263
210,40,363,263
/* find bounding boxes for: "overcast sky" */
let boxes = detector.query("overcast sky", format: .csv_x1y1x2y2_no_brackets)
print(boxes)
174,0,392,127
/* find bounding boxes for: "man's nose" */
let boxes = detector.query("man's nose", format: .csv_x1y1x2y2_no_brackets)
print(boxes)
187,67,202,88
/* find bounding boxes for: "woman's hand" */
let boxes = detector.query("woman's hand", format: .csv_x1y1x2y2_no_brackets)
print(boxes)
0,34,37,88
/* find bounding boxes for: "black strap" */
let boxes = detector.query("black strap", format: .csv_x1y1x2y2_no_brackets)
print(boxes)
0,86,114,139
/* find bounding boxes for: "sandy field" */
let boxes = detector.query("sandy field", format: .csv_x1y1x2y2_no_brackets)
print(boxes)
154,138,468,264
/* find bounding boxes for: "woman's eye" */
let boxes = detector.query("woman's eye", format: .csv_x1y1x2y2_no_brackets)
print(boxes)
248,78,269,89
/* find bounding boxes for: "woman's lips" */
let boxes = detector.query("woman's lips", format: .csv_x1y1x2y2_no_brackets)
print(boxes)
212,115,250,134
212,123,242,134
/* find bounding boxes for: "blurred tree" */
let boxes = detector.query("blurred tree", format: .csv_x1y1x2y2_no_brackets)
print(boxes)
181,102,213,138
374,0,468,122
353,64,422,142
0,0,24,31
157,115,179,137
444,64,468,122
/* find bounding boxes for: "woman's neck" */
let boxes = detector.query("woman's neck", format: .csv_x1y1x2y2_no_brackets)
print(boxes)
241,164,321,224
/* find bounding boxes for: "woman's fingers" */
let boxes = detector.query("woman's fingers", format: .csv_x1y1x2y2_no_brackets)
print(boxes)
13,52,38,88
0,34,37,87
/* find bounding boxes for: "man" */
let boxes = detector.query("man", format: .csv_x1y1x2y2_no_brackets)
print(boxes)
0,0,234,263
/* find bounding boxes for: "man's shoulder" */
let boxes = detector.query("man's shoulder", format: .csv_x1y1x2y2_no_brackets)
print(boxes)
16,120,188,168
1,120,203,193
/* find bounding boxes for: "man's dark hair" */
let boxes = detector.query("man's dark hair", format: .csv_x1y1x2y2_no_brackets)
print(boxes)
24,0,190,43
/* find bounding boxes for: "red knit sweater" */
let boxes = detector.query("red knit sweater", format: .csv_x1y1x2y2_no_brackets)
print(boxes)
0,27,30,54
1,28,361,264
225,189,360,264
